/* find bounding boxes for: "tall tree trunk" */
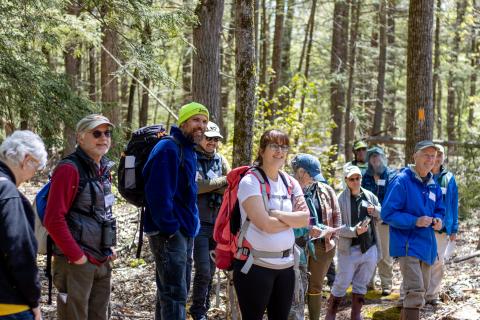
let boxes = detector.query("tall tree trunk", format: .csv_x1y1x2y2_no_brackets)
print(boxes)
433,0,441,138
101,5,120,126
372,0,387,136
384,0,398,162
233,0,256,168
280,0,294,87
192,0,225,124
468,0,479,126
63,3,81,156
220,1,236,139
126,68,139,134
139,21,152,128
329,0,349,167
446,0,466,155
259,0,268,87
344,0,361,161
268,0,285,103
89,46,97,102
405,0,434,164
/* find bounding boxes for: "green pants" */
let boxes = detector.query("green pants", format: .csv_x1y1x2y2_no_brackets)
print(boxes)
53,256,112,320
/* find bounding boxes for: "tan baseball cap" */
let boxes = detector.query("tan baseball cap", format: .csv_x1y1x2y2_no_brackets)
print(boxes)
76,114,114,133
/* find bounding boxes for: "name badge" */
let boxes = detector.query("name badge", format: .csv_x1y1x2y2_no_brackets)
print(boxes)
105,194,115,207
377,179,386,186
206,169,218,179
429,191,436,202
441,187,447,195
361,200,369,208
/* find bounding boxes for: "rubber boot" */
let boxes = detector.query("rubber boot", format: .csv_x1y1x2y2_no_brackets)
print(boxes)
325,294,342,320
307,293,322,320
400,308,420,320
350,293,365,320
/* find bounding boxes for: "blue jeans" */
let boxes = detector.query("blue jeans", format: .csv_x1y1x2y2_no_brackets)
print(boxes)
0,310,33,320
149,230,193,320
190,224,216,319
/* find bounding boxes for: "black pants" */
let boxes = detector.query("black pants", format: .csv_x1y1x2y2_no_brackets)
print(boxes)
233,259,295,320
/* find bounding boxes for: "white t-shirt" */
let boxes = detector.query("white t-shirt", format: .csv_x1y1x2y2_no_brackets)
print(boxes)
237,172,303,265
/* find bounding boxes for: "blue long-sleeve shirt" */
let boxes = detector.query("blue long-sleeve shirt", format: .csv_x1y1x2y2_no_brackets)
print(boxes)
381,166,445,265
142,126,200,237
434,166,459,235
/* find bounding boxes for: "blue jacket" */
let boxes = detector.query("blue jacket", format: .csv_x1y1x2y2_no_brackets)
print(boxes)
381,166,445,265
434,166,458,235
362,167,397,205
143,126,200,237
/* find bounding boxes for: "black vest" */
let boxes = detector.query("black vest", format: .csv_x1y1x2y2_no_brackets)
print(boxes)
196,150,223,224
53,148,115,261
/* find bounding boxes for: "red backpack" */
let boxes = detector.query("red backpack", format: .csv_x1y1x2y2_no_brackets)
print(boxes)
213,166,293,272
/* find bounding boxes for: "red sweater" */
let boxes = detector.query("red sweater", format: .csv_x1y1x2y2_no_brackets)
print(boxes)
44,163,104,265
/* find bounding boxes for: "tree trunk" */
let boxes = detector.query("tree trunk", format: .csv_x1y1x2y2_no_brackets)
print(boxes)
63,3,81,156
280,0,294,87
139,76,150,127
233,0,256,168
259,0,268,87
192,0,225,124
384,0,398,163
446,0,466,155
329,0,349,166
433,0,441,138
89,46,97,102
268,0,285,103
101,5,120,126
405,0,434,164
126,68,139,133
372,0,387,136
344,0,361,161
468,0,479,126
220,1,236,139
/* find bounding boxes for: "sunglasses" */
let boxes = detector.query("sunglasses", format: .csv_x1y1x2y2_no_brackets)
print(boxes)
347,177,361,182
206,137,221,142
91,130,112,138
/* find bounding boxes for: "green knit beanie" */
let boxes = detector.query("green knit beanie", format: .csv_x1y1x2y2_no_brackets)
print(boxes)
177,102,209,126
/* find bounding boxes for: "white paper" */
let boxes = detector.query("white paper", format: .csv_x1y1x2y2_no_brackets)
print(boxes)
441,187,447,195
444,240,456,260
195,171,202,181
377,179,386,186
59,292,68,304
361,200,369,208
125,155,136,169
429,191,436,202
206,169,218,179
105,194,115,207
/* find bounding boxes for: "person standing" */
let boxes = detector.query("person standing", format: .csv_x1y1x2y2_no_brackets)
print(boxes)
344,140,368,174
289,154,340,320
190,121,230,320
381,141,445,320
0,131,47,320
425,144,458,306
325,165,381,320
361,146,397,295
45,114,117,320
143,102,209,319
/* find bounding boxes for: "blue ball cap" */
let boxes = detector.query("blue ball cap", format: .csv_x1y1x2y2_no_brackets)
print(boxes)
291,153,326,182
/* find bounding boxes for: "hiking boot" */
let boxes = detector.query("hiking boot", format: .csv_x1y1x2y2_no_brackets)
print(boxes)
351,293,364,320
381,288,391,296
426,298,441,306
325,294,342,320
307,293,322,320
400,307,419,320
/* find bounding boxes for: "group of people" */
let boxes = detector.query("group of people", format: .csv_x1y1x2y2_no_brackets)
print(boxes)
0,101,458,320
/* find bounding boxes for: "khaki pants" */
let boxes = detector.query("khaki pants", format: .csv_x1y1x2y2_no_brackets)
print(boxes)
53,256,112,320
308,241,336,294
376,223,393,289
399,256,431,309
426,232,448,300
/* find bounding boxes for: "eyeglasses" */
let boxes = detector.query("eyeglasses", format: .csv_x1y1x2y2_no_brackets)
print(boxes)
91,130,112,138
206,137,221,142
347,177,361,182
268,144,289,153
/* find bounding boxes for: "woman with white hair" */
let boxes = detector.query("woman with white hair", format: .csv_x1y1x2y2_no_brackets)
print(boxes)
0,130,47,320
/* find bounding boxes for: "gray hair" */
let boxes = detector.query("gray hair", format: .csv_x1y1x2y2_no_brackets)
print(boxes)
0,130,47,169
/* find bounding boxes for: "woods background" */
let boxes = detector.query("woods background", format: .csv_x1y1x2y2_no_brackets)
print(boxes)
1,0,479,217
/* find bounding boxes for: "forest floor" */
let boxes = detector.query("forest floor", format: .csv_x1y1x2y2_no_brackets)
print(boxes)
21,180,480,320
